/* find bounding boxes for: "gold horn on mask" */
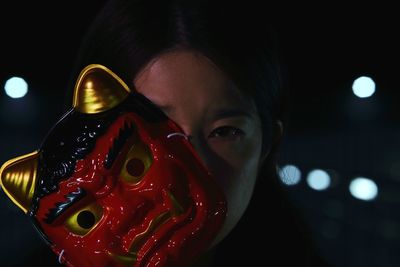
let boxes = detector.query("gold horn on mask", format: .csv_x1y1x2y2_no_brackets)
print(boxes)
73,64,131,114
0,151,39,213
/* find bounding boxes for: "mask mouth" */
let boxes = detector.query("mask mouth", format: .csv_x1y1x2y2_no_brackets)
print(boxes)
107,251,138,266
128,211,171,253
107,190,189,266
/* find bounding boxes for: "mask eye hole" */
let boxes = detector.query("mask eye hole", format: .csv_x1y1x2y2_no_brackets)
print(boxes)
126,158,145,177
120,142,152,184
77,210,96,229
65,203,103,236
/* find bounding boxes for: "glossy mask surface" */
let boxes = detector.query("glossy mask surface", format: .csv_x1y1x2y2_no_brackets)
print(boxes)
0,65,227,267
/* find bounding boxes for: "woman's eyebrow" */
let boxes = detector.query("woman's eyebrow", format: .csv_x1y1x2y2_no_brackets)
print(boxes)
212,108,253,121
155,104,253,120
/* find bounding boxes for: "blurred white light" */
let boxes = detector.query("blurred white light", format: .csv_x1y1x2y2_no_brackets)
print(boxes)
279,164,301,185
349,177,378,201
306,169,331,191
4,77,28,98
352,76,375,98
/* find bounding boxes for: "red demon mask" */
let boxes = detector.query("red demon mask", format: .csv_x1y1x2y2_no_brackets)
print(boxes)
0,65,227,267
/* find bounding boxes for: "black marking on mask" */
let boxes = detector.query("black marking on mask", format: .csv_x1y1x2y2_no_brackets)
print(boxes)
44,187,86,224
104,121,135,169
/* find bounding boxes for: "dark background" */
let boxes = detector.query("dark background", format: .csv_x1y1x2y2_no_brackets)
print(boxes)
1,2,400,266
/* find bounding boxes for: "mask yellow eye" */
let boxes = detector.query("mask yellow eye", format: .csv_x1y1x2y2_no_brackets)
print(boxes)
65,203,103,236
120,141,152,184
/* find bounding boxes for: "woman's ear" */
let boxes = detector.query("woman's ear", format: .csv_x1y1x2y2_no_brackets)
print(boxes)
274,120,284,146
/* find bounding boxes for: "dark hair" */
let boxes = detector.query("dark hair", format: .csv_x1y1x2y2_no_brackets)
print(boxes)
69,0,329,266
71,0,283,157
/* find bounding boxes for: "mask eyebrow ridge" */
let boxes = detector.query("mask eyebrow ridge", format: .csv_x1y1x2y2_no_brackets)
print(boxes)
104,120,135,169
44,187,86,224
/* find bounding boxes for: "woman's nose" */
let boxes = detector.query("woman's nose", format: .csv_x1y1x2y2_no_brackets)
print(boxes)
186,134,213,171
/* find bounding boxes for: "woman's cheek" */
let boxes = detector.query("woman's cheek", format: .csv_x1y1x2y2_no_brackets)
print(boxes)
213,137,260,168
205,139,258,196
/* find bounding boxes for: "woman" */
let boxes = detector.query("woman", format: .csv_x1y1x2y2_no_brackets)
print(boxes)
17,0,329,266
71,0,330,266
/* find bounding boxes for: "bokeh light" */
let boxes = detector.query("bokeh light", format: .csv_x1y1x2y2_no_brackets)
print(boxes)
352,76,375,98
4,77,28,98
306,169,331,191
349,177,378,201
279,164,301,186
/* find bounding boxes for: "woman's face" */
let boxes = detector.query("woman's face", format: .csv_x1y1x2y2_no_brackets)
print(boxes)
134,50,263,246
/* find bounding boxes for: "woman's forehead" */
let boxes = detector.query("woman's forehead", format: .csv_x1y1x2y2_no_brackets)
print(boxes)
134,50,256,115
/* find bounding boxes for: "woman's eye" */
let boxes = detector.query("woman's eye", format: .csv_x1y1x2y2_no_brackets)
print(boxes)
208,126,244,139
65,203,103,236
